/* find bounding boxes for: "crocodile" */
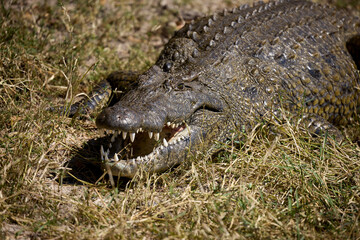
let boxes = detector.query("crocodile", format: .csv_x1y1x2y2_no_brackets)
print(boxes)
67,0,360,178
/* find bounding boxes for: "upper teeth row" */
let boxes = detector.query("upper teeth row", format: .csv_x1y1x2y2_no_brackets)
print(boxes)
166,122,181,128
101,129,160,143
100,122,182,143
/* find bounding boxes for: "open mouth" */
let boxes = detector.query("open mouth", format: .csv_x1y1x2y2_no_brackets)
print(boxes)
99,121,191,164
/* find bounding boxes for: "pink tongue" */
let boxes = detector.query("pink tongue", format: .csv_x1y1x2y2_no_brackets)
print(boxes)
164,125,185,136
173,126,185,133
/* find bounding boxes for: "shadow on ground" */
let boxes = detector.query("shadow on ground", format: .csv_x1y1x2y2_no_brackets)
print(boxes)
59,137,130,189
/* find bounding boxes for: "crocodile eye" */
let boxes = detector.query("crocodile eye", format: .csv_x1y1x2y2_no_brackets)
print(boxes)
163,62,172,72
177,83,184,90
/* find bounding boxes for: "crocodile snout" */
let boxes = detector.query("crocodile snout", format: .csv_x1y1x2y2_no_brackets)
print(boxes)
96,105,139,131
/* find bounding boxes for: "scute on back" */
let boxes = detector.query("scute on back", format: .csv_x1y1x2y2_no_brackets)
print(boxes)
155,0,360,127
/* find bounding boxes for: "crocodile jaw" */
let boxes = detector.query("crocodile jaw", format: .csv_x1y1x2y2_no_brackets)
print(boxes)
100,123,198,178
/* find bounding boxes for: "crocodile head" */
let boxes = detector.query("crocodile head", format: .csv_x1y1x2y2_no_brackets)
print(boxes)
96,38,225,178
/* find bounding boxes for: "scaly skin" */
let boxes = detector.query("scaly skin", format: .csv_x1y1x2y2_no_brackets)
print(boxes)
72,0,360,178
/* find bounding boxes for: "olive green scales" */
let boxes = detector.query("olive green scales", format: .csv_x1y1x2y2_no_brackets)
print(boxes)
65,0,360,178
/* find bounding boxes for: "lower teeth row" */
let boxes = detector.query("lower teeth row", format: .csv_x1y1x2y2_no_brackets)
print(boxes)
100,135,188,163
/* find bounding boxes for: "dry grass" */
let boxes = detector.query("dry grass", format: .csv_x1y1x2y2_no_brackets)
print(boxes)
1,0,360,239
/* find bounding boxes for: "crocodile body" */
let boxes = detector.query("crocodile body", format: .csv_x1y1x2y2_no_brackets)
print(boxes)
72,0,360,178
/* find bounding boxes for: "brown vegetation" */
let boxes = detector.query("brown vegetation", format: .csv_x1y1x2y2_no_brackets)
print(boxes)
1,0,359,239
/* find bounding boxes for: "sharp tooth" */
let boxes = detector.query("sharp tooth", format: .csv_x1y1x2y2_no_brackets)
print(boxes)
160,145,164,150
163,138,168,147
148,131,153,139
109,143,112,148
114,153,119,161
136,156,141,161
114,131,119,138
100,145,104,161
136,129,139,133
106,148,110,155
130,132,135,142
111,134,116,142
154,132,160,141
167,122,171,126
139,128,143,132
105,152,109,161
122,131,127,139
171,123,176,128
